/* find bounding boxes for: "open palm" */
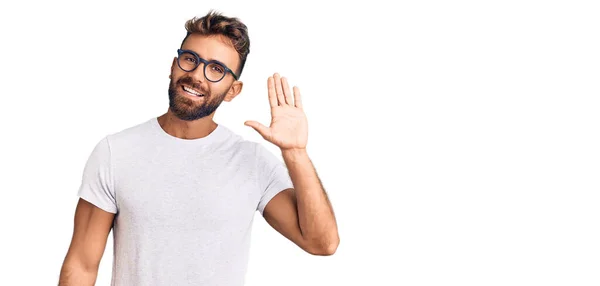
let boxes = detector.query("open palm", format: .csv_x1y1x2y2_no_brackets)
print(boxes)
245,73,308,150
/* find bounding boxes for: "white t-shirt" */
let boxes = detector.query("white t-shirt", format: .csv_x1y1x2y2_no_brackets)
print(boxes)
76,117,293,286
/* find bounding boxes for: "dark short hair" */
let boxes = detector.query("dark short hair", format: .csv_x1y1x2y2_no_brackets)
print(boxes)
181,10,250,78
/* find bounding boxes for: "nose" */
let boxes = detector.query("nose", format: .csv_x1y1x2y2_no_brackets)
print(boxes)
189,62,206,83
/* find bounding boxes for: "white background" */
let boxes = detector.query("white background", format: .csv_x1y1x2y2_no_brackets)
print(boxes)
0,0,598,285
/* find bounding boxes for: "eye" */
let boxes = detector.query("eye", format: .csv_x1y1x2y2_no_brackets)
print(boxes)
211,64,225,74
183,55,196,63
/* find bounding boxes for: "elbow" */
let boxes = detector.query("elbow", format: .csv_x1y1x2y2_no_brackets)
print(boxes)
306,237,340,256
321,240,339,256
59,262,98,286
60,254,100,282
62,254,100,274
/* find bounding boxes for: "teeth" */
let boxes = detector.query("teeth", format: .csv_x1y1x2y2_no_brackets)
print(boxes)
183,86,203,96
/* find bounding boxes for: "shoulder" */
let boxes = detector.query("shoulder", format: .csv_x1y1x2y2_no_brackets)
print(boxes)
217,125,284,168
216,124,266,155
105,118,156,147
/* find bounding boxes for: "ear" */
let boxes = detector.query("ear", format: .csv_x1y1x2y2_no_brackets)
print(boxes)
170,57,177,77
223,81,243,102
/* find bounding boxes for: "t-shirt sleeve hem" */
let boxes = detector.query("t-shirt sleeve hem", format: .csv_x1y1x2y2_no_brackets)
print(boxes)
257,182,294,216
77,191,118,214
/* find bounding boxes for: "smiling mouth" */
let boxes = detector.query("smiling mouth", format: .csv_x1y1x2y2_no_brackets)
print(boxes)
181,85,205,97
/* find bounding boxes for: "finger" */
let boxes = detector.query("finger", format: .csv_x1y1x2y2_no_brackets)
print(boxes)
267,77,277,108
244,121,271,139
282,77,293,105
293,86,303,110
273,73,286,105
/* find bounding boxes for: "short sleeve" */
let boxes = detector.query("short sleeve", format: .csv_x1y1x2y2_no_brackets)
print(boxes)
255,143,294,215
76,136,118,214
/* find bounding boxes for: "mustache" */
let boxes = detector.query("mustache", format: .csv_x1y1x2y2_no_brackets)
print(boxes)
176,76,205,93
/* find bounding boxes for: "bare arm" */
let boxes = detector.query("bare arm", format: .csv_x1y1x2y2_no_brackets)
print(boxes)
59,198,114,286
245,74,339,256
263,148,339,256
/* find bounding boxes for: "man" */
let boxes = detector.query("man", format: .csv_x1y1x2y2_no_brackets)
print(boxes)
58,10,339,286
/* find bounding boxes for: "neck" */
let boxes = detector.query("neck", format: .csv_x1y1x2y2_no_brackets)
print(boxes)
157,110,218,140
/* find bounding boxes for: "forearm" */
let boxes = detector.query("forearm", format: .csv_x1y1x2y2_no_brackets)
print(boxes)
58,260,97,286
281,148,339,254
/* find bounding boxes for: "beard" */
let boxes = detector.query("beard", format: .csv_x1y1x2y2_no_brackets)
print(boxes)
167,76,228,121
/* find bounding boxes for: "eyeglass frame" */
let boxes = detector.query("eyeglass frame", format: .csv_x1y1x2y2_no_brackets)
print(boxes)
176,49,239,82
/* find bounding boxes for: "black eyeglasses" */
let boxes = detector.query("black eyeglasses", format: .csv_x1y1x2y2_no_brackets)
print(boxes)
176,49,239,82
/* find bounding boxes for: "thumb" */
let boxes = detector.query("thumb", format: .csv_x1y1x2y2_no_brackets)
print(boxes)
244,121,271,138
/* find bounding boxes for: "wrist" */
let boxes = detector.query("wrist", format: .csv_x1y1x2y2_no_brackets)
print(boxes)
281,148,308,160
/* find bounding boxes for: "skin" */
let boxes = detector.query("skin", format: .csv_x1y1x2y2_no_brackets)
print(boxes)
59,199,114,285
59,33,339,285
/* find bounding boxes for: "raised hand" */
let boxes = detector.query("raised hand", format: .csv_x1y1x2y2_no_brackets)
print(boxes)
244,73,308,151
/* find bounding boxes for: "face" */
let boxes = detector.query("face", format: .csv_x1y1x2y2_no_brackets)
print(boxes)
168,34,243,121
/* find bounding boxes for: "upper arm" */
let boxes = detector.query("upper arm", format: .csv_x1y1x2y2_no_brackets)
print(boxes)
62,198,115,271
255,143,294,215
262,188,311,252
254,144,314,251
63,135,116,269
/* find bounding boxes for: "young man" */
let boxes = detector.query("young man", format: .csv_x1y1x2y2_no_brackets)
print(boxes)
58,10,339,286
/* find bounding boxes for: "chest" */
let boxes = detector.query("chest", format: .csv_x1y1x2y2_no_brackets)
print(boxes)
113,151,259,231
